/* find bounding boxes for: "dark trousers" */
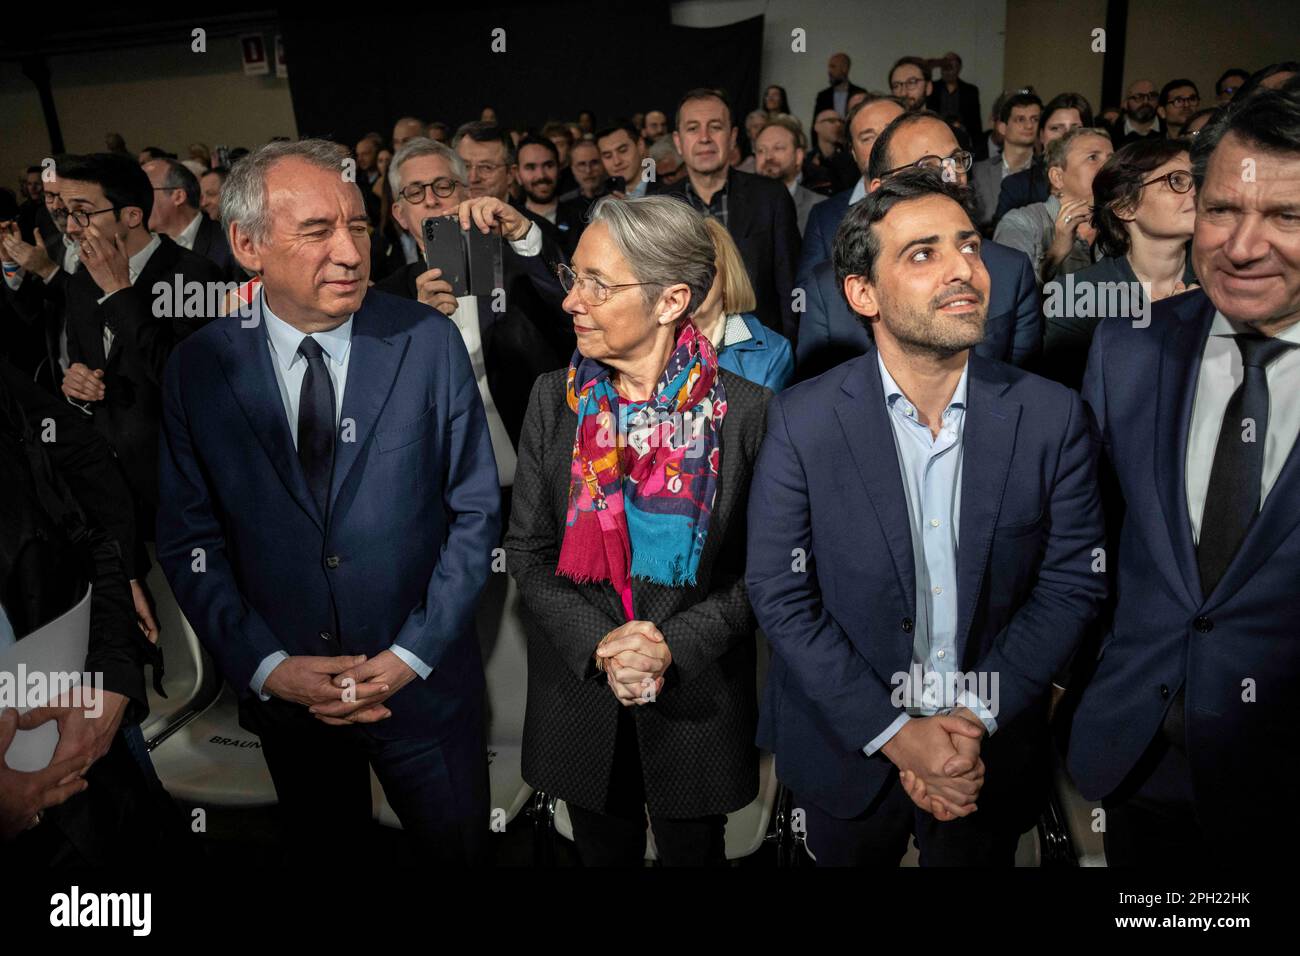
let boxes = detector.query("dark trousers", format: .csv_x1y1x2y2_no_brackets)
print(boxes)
567,708,727,867
1102,733,1208,866
798,773,1021,866
241,694,489,866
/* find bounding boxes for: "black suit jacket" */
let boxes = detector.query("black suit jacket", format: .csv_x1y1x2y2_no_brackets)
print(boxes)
514,196,589,262
505,368,771,817
993,160,1050,224
64,235,222,569
927,79,984,158
662,168,802,341
190,215,239,281
374,262,558,447
813,82,866,127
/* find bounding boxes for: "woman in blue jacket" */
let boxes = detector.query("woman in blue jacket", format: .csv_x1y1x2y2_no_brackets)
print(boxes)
693,218,794,393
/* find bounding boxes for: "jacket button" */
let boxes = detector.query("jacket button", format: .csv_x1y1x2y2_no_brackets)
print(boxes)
325,555,340,569
1193,616,1212,633
901,617,914,633
1160,684,1170,699
320,631,332,642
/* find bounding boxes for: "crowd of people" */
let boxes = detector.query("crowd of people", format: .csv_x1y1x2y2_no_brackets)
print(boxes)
1,48,1298,869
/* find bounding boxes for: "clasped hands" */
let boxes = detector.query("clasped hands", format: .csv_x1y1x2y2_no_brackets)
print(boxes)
594,620,671,707
262,650,417,726
881,707,988,822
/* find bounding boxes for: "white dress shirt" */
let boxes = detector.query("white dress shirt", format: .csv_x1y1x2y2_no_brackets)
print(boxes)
97,233,162,354
1186,311,1300,541
448,296,517,486
174,212,204,251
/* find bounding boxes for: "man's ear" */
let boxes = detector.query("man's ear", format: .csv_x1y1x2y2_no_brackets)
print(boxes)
728,126,739,151
795,147,806,168
995,120,1008,139
843,274,880,320
1157,105,1167,122
925,80,933,99
1047,165,1065,194
229,222,263,275
672,131,683,158
122,206,144,229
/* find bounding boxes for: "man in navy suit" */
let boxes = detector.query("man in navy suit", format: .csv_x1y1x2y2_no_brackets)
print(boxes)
796,110,1040,379
156,140,501,865
1067,87,1300,864
748,169,1106,865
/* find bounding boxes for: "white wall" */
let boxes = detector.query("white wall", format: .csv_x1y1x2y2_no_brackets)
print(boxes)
671,0,1008,129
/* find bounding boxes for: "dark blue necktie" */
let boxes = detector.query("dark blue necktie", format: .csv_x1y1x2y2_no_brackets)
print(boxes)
1197,333,1297,595
296,336,336,516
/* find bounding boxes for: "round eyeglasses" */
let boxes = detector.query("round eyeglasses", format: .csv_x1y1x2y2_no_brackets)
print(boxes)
68,206,117,228
400,178,462,203
1140,170,1194,194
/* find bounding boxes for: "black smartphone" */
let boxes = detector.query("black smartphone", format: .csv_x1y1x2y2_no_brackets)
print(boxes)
464,226,503,303
422,216,470,297
604,175,626,195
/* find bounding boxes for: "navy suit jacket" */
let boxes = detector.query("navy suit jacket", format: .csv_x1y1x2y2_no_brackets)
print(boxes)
748,347,1106,818
156,290,501,740
796,240,1042,379
1067,289,1300,841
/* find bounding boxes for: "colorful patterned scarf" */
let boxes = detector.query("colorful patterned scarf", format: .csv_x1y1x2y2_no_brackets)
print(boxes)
558,320,727,618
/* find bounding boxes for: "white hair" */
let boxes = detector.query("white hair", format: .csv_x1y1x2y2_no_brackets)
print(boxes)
388,137,467,198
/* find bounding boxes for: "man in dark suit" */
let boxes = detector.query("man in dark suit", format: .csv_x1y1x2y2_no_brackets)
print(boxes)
797,109,1040,377
378,136,557,470
926,53,983,159
511,135,588,261
1,166,82,391
813,52,866,130
156,139,501,866
142,158,238,280
748,170,1106,865
663,88,801,341
1067,88,1300,864
57,153,221,623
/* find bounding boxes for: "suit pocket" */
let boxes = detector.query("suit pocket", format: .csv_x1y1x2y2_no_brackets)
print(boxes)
375,401,437,453
994,511,1044,538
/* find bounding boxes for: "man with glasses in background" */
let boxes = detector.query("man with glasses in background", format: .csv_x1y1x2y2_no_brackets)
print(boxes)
797,110,1039,377
1113,79,1163,147
2,162,82,389
1157,79,1201,139
57,152,222,638
889,57,933,112
375,137,558,488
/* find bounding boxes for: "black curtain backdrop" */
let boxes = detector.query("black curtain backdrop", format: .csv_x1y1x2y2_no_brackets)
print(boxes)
280,5,763,145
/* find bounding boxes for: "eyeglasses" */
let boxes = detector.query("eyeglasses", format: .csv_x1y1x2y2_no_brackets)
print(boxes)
43,190,64,206
890,76,927,92
1140,170,1194,193
556,262,655,305
68,206,117,227
1127,92,1159,102
466,162,508,178
880,149,973,179
400,177,462,203
1167,94,1200,109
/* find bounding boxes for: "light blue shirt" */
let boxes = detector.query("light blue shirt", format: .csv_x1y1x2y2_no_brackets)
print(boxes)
849,178,867,206
249,291,431,700
863,354,997,756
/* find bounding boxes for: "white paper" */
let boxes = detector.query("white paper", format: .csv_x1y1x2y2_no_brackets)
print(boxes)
0,585,91,771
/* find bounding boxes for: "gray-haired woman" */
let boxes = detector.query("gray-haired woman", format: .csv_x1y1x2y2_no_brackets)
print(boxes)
504,196,771,866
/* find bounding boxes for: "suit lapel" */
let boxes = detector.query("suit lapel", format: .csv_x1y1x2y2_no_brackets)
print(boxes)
836,350,916,624
218,299,324,530
955,356,1021,660
330,296,409,508
1153,292,1216,606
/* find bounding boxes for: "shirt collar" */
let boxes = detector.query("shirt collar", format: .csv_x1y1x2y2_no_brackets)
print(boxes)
1045,194,1061,218
261,287,354,372
686,172,729,203
877,351,969,417
849,178,867,206
721,313,753,347
128,233,162,282
1210,309,1300,345
177,212,204,250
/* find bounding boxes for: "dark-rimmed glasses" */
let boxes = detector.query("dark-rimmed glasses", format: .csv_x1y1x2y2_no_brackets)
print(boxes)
400,178,462,203
1140,170,1194,194
880,149,973,179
